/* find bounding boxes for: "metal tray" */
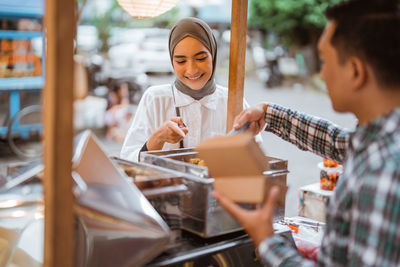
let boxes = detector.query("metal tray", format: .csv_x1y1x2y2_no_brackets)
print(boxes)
140,148,288,177
140,148,288,238
110,157,189,245
111,157,187,199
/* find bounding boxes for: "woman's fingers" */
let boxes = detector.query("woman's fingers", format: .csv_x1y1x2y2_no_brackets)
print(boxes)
170,117,188,130
168,121,186,138
170,117,183,125
181,126,189,135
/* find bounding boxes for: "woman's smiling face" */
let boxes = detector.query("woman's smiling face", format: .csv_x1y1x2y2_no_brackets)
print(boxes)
172,36,213,90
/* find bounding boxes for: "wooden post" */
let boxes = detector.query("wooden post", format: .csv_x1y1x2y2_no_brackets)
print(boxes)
227,0,249,132
43,0,74,266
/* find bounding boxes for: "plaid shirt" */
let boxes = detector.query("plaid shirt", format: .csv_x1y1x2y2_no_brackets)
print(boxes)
258,104,400,266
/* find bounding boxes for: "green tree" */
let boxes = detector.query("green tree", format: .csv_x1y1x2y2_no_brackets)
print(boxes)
90,1,126,53
249,0,341,73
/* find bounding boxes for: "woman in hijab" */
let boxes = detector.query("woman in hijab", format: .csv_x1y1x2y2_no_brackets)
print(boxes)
121,17,260,161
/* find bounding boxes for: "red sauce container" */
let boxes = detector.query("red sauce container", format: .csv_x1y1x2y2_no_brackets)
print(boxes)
318,159,343,191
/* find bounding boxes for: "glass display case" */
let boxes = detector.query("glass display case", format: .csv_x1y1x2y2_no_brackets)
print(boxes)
0,0,44,158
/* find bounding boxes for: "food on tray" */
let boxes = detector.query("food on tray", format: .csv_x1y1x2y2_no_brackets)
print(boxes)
188,158,206,166
123,166,159,181
322,158,338,168
319,159,343,191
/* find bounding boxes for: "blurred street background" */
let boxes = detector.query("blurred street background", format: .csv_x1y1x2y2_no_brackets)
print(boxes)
0,0,355,216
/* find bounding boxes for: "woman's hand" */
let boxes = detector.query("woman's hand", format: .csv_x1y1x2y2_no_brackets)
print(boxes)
233,103,268,135
147,117,188,150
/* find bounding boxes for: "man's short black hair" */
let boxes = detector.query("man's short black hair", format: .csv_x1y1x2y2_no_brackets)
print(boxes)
325,0,400,88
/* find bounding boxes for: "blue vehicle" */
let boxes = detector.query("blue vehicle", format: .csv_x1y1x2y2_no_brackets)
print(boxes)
0,0,44,158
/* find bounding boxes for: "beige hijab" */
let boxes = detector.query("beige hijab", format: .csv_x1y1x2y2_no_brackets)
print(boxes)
168,17,217,100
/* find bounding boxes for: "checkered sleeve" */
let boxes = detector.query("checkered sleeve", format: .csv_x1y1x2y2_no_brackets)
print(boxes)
264,104,350,163
258,235,316,266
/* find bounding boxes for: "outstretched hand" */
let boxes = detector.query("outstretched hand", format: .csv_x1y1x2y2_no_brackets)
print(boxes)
233,103,268,135
213,186,280,248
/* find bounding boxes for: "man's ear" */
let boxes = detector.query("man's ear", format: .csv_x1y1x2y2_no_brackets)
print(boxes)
349,56,367,91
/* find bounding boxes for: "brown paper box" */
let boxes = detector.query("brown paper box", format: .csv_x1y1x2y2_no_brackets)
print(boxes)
195,134,286,204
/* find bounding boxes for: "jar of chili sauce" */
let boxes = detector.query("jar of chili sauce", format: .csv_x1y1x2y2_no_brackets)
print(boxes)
318,158,343,191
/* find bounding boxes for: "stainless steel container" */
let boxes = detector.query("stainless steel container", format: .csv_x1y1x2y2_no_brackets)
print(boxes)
140,148,288,238
72,131,172,267
110,157,187,199
110,157,188,245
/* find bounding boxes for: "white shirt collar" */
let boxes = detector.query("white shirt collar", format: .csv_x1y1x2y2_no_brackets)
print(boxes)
173,85,218,110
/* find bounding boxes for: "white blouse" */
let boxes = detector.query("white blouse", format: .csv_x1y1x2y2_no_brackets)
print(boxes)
120,83,262,162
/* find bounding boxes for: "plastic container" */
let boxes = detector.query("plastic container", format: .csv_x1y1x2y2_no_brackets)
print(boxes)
318,160,343,191
278,216,324,262
293,231,321,261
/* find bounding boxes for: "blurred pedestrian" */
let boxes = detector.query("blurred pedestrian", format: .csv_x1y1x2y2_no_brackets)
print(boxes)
105,81,132,142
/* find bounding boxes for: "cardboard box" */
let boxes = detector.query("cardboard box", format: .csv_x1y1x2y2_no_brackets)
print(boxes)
195,133,286,204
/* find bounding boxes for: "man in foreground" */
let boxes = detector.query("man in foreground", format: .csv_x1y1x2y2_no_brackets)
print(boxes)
214,0,400,265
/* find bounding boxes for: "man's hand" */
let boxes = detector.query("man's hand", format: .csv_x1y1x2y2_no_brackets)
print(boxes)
147,117,188,150
233,103,268,135
213,186,280,248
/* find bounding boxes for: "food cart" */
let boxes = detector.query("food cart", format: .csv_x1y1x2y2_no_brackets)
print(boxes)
0,0,44,158
0,131,292,266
